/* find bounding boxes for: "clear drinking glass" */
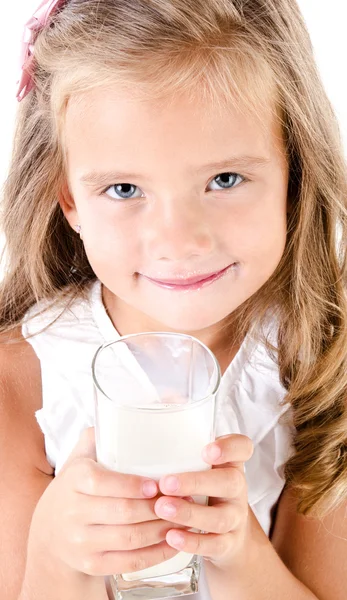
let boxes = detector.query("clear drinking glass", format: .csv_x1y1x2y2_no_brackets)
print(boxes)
92,332,221,599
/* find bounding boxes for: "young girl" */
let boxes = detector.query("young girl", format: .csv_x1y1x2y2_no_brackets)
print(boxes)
1,0,346,599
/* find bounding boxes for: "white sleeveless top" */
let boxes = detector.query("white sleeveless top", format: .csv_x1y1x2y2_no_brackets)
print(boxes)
22,279,294,600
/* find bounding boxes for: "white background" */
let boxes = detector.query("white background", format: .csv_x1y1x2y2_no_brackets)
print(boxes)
1,1,346,187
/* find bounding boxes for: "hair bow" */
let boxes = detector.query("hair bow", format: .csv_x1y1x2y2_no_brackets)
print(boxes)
16,0,66,102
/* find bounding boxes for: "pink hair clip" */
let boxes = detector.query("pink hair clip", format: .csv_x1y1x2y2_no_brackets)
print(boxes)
16,0,66,102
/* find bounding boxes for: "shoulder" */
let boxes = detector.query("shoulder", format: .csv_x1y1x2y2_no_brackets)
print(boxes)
0,326,53,476
271,485,347,599
22,282,94,332
22,281,100,350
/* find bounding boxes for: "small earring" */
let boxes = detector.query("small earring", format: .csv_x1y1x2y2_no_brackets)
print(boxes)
75,224,82,235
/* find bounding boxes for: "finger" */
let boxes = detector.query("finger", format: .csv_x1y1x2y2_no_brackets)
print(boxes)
202,434,254,467
70,459,159,499
154,497,240,534
78,495,159,525
87,519,188,552
159,466,246,499
81,540,179,577
61,429,159,500
166,529,230,560
166,529,233,560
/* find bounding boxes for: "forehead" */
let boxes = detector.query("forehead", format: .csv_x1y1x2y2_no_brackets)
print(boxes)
63,85,286,174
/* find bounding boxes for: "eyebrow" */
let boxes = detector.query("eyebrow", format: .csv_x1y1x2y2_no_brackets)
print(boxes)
79,155,270,187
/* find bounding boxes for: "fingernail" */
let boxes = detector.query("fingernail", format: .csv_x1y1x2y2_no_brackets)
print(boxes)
143,480,158,497
167,531,185,549
163,476,180,493
161,502,177,517
205,444,222,461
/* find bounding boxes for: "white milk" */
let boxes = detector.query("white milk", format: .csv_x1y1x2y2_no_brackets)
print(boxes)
96,394,215,581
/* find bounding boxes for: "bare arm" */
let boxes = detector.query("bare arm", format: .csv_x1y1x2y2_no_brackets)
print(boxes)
0,330,108,600
271,486,347,600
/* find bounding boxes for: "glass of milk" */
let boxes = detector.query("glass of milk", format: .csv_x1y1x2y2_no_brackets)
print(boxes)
92,332,221,599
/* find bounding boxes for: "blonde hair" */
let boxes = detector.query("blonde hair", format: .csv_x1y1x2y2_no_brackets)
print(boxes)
1,0,346,517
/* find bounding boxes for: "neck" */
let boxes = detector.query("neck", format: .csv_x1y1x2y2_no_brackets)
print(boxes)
101,284,245,372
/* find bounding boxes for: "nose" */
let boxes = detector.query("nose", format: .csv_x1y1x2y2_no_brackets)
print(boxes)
142,196,214,261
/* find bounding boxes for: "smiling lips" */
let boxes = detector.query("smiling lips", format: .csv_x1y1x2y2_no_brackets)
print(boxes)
142,264,236,291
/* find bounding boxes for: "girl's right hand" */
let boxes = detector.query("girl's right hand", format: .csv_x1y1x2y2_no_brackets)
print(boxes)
27,427,181,577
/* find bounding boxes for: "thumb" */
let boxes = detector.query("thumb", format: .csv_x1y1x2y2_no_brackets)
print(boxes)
60,427,97,472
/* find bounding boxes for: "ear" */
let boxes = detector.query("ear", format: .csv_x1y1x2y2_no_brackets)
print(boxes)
58,180,79,230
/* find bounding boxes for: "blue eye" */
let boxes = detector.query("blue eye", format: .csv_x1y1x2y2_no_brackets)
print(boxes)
207,172,244,191
102,172,245,201
102,183,144,201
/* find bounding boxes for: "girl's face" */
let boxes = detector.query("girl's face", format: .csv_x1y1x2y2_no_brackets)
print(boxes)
61,86,289,340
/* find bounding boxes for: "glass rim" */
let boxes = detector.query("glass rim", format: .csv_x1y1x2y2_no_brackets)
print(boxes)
92,331,222,411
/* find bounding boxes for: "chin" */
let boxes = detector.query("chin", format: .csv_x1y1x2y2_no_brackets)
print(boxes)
147,309,230,334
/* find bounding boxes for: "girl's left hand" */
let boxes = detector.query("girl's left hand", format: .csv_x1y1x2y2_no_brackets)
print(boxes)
154,434,254,571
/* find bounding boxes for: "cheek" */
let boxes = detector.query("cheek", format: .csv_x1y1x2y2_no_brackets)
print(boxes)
221,193,287,268
245,204,287,274
81,216,138,273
